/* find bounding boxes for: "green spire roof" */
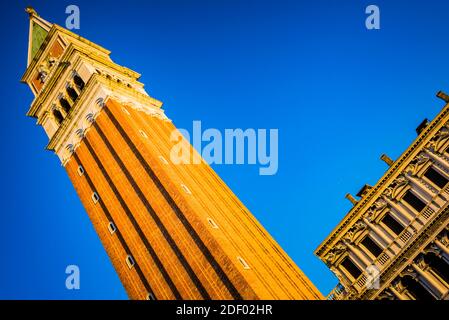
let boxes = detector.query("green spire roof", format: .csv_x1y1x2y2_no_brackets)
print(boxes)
30,21,48,61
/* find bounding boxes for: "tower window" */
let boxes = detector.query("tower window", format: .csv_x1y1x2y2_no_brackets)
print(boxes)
159,156,168,165
53,109,64,124
77,165,84,176
66,86,79,102
91,192,100,204
402,190,426,213
108,221,117,234
424,167,448,189
59,97,71,114
146,293,156,300
207,218,219,229
340,257,362,280
237,256,250,270
73,75,85,91
139,130,148,139
125,255,135,269
181,184,192,194
122,107,130,115
360,236,383,258
381,213,404,235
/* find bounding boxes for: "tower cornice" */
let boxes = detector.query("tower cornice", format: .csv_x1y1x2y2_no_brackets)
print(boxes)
26,43,150,119
22,23,114,83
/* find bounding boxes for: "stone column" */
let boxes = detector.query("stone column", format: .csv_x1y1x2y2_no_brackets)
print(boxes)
345,242,371,268
412,260,447,298
406,174,436,202
424,148,449,172
70,80,81,96
363,218,392,245
389,280,412,300
382,196,414,223
434,240,449,257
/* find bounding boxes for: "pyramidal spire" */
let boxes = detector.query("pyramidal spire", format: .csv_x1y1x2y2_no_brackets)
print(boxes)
26,7,52,66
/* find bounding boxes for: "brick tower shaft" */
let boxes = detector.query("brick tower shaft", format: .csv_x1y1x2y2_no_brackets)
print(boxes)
22,8,323,300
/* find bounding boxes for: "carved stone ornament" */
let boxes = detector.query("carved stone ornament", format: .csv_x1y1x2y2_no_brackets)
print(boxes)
395,175,409,187
378,289,395,300
414,255,429,271
405,164,417,176
374,198,388,210
425,243,442,256
354,220,367,231
37,54,59,84
325,241,348,264
344,220,368,243
383,187,393,199
391,279,405,293
383,175,409,198
401,266,418,279
38,71,47,83
426,140,437,152
438,232,449,246
343,233,354,243
334,241,347,253
325,252,336,264
365,209,375,222
435,125,449,142
416,153,430,164
427,124,449,151
365,199,388,222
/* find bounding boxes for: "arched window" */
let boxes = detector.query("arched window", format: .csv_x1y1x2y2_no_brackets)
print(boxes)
60,97,71,114
73,75,85,91
53,109,64,124
66,86,78,102
401,275,435,300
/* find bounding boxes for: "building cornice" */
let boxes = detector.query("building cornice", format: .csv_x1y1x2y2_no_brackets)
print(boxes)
315,98,449,258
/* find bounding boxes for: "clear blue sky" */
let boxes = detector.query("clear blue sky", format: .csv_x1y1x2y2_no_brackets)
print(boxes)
1,0,449,299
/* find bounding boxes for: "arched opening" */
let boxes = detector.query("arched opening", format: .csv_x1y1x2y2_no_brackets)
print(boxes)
60,97,71,114
424,253,449,286
53,109,64,124
73,75,85,91
66,86,78,102
401,275,435,300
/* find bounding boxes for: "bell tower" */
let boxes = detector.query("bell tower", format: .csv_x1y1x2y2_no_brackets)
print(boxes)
21,7,322,300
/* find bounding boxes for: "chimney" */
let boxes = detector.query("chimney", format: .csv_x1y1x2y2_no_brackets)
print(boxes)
437,91,449,103
416,118,429,135
356,184,372,198
345,193,358,206
380,154,394,167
